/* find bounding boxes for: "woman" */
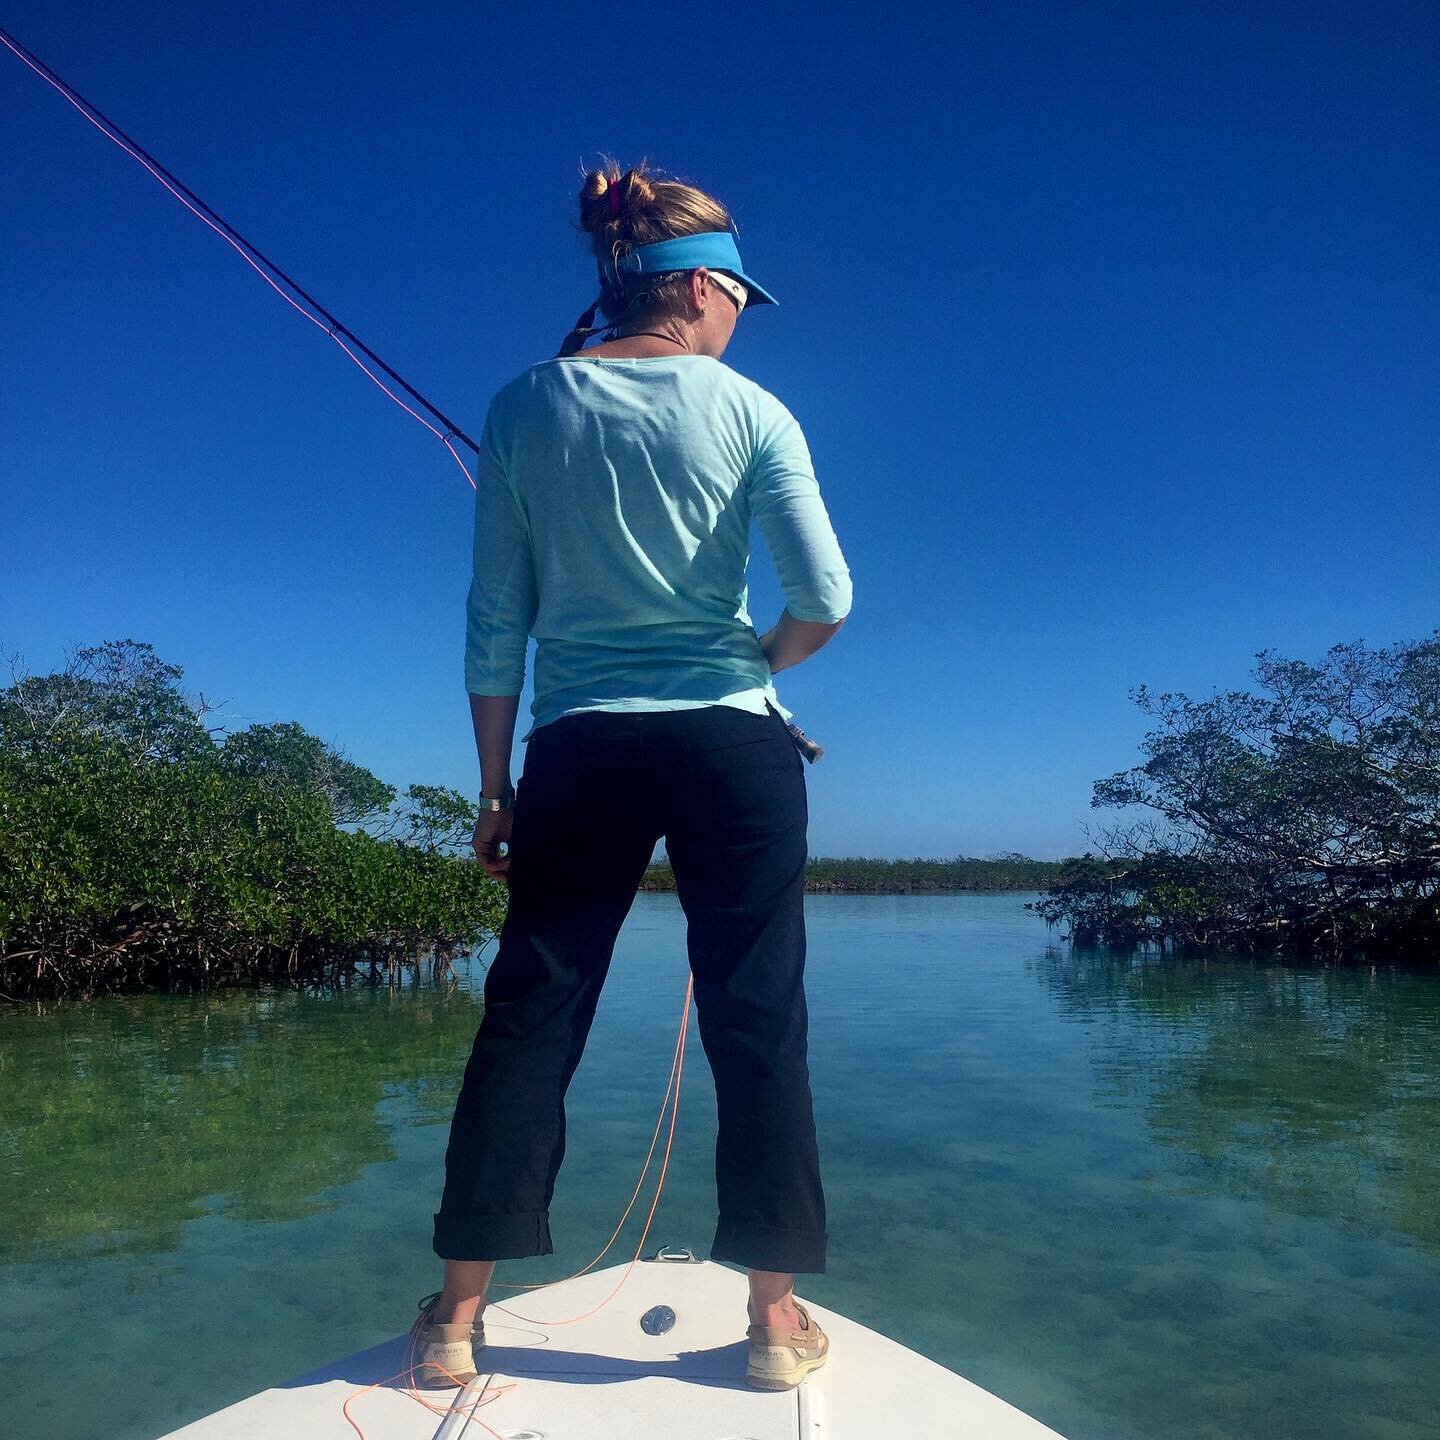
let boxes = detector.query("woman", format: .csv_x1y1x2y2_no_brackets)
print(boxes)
413,159,852,1393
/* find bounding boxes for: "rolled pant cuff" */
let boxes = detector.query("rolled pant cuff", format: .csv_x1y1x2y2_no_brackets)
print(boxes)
710,1218,827,1273
433,1209,554,1262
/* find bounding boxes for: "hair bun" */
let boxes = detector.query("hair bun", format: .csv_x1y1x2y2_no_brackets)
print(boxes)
578,167,614,234
578,160,666,233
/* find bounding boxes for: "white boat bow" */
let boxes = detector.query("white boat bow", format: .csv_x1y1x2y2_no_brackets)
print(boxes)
157,1250,1068,1439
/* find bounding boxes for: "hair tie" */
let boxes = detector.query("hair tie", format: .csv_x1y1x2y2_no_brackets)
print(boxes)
608,178,621,219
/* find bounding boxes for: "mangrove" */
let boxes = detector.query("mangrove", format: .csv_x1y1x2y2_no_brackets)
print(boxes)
1031,631,1440,963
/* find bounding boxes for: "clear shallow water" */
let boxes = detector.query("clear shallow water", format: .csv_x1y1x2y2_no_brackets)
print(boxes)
2,892,1438,1440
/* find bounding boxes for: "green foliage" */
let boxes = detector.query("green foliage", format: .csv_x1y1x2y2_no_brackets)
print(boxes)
221,720,396,827
0,641,504,998
0,638,213,764
392,782,483,854
1032,632,1440,961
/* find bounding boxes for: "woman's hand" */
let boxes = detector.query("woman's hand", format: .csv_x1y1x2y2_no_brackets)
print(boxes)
472,808,515,884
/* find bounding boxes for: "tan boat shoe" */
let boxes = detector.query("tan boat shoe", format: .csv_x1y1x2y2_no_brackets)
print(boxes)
745,1298,830,1390
409,1290,487,1389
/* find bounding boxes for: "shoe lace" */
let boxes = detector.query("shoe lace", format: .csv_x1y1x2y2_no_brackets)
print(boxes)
410,1290,443,1345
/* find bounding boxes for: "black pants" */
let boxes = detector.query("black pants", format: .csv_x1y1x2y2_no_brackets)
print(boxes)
432,698,827,1274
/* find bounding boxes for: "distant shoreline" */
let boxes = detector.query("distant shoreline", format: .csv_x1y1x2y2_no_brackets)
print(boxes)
638,857,1063,895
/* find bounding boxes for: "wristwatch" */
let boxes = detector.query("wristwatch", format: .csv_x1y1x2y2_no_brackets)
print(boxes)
479,783,516,813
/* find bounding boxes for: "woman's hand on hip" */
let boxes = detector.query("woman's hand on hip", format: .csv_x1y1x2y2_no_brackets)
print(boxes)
472,809,515,884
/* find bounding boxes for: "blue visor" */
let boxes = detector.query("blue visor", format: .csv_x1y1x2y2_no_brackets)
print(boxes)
601,229,779,307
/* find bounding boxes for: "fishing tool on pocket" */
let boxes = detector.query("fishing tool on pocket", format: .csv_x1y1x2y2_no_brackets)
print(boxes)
763,698,823,763
785,717,824,764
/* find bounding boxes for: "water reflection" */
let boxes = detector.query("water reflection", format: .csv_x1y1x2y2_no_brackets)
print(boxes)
0,976,485,1263
1031,947,1440,1252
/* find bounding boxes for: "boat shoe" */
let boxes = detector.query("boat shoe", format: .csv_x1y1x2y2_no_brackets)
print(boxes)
745,1299,830,1390
409,1290,487,1389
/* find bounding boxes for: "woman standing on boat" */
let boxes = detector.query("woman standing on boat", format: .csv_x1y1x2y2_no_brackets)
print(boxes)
415,159,852,1392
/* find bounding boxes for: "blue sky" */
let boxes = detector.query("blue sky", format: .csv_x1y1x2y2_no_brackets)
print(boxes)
2,2,1435,861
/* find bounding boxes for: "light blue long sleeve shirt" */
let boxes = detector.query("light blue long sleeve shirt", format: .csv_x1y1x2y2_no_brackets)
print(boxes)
465,354,853,743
